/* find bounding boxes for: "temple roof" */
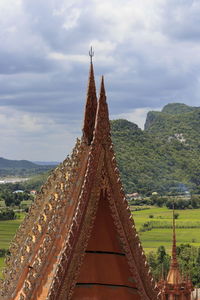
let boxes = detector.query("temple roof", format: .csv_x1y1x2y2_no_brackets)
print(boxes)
0,59,159,300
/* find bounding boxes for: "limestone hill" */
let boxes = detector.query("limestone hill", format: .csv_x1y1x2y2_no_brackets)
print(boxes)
111,103,200,195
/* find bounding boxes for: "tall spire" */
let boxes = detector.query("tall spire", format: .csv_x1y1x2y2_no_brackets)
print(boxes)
172,206,177,265
82,47,97,145
158,201,194,298
167,204,181,285
99,75,106,98
93,76,111,145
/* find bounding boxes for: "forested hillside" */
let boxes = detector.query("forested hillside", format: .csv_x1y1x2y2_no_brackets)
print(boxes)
111,103,200,195
0,158,38,169
0,158,54,177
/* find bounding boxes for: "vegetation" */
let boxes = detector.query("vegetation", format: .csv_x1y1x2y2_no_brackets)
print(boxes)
0,157,55,177
0,157,38,169
133,207,200,252
147,244,200,286
0,209,16,220
0,171,50,203
111,103,200,194
0,212,25,277
130,194,200,209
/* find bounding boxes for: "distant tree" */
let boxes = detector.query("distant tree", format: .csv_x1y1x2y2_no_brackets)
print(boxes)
157,246,167,264
190,195,200,209
174,213,179,219
147,246,170,281
147,244,200,286
0,209,16,220
3,192,15,206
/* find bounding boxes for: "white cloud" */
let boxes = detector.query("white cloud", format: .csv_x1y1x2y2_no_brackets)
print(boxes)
48,52,88,64
111,107,161,130
0,0,199,160
62,8,81,30
0,107,80,160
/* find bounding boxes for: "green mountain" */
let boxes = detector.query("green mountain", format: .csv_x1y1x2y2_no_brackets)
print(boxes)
111,103,200,195
0,158,54,177
0,157,38,169
161,103,197,115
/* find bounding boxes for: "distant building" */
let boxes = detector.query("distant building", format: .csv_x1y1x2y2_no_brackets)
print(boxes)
30,190,37,195
126,192,140,199
152,192,158,196
13,190,24,193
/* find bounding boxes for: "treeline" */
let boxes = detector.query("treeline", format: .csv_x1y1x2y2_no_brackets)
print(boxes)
0,249,9,257
0,209,16,220
2,191,33,207
0,172,51,208
140,220,200,233
147,244,200,286
0,184,33,207
129,194,200,209
0,166,53,177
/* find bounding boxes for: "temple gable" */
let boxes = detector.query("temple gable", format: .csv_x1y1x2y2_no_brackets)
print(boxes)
0,58,159,300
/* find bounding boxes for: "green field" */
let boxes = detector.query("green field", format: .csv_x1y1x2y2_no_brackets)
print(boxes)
0,207,200,277
133,207,200,252
0,213,25,276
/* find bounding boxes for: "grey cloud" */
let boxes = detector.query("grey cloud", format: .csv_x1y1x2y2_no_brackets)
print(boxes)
160,1,200,41
0,52,57,75
1,0,200,160
21,0,105,53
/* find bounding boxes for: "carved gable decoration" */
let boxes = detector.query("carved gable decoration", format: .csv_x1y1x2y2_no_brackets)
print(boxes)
0,61,159,300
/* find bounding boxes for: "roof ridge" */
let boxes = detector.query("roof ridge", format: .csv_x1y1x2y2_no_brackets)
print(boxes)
93,76,111,145
82,61,97,145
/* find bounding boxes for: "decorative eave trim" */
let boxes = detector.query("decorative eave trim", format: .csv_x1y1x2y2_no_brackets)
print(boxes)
48,141,105,299
105,143,159,299
0,138,88,299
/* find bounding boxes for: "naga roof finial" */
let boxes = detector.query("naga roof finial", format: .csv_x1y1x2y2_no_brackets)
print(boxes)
89,46,94,63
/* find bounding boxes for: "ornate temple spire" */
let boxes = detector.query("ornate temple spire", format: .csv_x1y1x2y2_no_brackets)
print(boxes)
158,204,194,299
82,47,97,145
172,207,177,265
93,76,110,144
167,205,182,285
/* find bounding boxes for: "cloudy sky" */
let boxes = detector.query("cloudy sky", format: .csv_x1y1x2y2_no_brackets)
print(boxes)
1,0,200,161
